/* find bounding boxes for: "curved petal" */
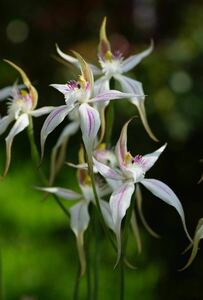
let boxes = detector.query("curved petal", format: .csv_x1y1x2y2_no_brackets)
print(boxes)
93,158,124,181
4,60,38,109
141,179,192,242
30,106,56,117
122,40,154,73
142,144,167,173
90,90,135,103
110,183,135,265
3,113,29,177
98,16,111,59
100,199,114,231
40,105,74,159
136,184,160,238
115,119,131,169
70,202,90,276
0,115,14,135
56,44,101,76
180,218,203,270
79,103,100,158
35,186,82,200
49,122,79,185
115,74,158,142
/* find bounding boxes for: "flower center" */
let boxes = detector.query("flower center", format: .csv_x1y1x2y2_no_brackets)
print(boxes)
99,50,123,77
8,88,33,119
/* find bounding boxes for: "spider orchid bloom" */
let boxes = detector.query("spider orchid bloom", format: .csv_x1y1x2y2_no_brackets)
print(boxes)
36,164,113,276
0,60,55,177
180,218,203,271
55,18,157,142
41,52,137,161
94,120,192,263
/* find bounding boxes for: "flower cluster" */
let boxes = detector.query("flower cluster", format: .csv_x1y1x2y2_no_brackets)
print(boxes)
0,17,198,275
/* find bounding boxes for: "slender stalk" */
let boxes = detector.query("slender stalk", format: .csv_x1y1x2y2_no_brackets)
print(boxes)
119,256,125,300
85,227,92,300
72,262,80,300
0,248,4,300
93,206,100,300
87,156,116,252
27,116,70,218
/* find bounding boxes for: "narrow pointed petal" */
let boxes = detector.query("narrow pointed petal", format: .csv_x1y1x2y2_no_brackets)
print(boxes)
94,76,110,97
115,119,131,168
136,101,159,142
98,17,111,58
0,115,13,135
136,184,160,238
56,44,101,75
93,158,124,181
30,106,56,117
122,40,154,73
131,210,142,254
90,90,135,103
142,144,167,172
110,183,135,265
49,122,79,185
3,113,29,177
40,105,74,159
50,84,71,95
72,51,94,94
0,84,23,101
180,218,203,270
100,199,114,230
79,103,100,157
141,179,192,242
4,60,38,108
70,202,90,276
115,75,158,142
35,186,82,200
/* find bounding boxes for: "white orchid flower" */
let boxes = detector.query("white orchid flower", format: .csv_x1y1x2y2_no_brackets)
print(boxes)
36,162,113,276
0,60,55,176
94,120,192,263
55,17,157,141
41,52,138,161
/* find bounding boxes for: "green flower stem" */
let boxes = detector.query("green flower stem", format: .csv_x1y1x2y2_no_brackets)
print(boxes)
72,260,81,300
93,206,100,300
119,256,125,300
104,78,115,145
87,156,117,252
27,116,70,218
86,240,92,300
0,248,4,300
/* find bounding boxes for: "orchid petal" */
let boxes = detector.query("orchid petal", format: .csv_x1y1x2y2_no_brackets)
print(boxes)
94,76,110,97
50,84,71,95
79,103,100,158
115,119,130,169
4,60,38,109
98,17,111,59
93,158,124,181
142,144,167,172
56,44,101,75
115,75,158,141
0,115,13,135
0,84,23,101
100,199,114,230
180,218,203,270
141,179,192,242
35,186,82,200
131,210,142,254
72,51,94,94
122,40,154,73
49,122,79,185
70,202,90,276
40,105,74,159
90,90,135,103
30,106,56,117
110,183,135,265
136,184,160,238
3,113,29,177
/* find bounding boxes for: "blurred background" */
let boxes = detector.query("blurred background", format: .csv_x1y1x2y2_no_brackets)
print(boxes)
0,0,203,299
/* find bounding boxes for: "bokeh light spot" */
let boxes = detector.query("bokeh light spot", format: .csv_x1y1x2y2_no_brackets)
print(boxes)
6,19,29,43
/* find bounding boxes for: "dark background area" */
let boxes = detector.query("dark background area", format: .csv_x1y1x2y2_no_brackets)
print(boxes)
0,0,203,299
